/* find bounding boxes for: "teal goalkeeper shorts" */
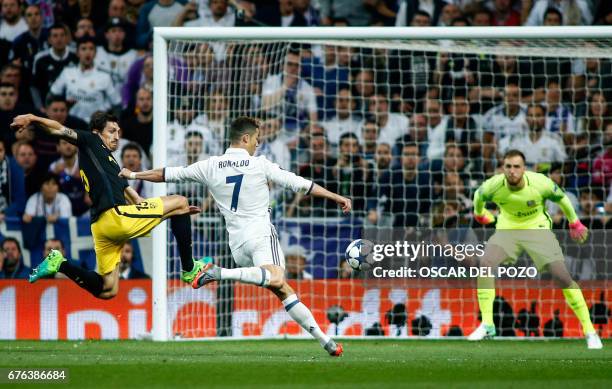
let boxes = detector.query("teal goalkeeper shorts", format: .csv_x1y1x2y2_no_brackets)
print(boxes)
487,229,565,271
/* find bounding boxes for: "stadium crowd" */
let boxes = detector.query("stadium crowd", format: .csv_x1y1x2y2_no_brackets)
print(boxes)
1,0,611,280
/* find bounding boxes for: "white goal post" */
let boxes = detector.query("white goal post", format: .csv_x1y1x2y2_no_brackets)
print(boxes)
152,26,612,341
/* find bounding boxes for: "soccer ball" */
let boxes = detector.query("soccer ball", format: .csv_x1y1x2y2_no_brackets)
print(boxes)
345,239,372,271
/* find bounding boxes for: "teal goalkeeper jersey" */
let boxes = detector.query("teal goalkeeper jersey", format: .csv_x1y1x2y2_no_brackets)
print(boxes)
474,171,573,229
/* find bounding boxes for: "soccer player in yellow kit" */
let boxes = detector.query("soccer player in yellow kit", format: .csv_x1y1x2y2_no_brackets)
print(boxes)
468,149,602,349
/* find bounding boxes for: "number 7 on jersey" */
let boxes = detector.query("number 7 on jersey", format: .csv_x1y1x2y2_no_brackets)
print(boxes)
226,174,244,212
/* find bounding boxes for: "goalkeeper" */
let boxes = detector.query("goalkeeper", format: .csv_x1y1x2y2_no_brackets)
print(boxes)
468,149,602,349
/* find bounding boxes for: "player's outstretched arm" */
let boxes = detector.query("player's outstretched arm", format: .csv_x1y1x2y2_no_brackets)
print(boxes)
472,186,495,225
11,113,78,141
119,167,165,182
555,192,588,243
309,184,352,214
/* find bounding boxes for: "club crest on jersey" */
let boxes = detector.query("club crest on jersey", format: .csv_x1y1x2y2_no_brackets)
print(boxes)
526,200,536,207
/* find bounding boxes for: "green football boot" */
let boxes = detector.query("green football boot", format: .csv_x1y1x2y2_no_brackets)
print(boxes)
29,249,66,283
181,257,214,284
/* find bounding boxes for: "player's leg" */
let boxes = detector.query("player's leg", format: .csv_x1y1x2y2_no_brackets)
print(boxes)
265,265,342,356
525,230,601,348
467,238,512,340
158,195,210,279
192,235,342,356
547,261,602,349
30,248,118,299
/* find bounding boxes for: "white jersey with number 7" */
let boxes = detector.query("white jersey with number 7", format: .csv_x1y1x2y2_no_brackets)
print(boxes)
164,147,313,251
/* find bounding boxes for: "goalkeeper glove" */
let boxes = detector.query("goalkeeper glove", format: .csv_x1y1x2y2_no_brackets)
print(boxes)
569,220,588,243
474,209,495,225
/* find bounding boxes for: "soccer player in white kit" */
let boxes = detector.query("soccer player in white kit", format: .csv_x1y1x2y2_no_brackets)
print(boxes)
119,117,351,356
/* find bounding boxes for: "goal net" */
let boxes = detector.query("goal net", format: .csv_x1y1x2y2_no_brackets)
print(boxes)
152,27,612,340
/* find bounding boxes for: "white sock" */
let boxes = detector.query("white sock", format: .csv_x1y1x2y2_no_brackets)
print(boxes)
282,294,330,347
220,267,270,286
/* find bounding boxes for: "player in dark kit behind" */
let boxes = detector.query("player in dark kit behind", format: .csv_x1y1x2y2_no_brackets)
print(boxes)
11,112,209,299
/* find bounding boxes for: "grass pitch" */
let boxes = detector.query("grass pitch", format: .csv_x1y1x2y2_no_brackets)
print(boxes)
0,339,610,388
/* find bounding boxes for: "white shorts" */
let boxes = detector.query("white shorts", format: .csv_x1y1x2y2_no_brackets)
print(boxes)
231,229,285,269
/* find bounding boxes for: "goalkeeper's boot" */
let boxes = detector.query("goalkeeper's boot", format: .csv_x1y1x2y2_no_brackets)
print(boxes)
181,257,213,284
192,262,221,289
29,249,66,283
586,333,603,349
467,323,496,341
324,339,343,357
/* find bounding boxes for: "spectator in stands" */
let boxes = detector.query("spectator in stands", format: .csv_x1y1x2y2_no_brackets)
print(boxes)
0,0,28,42
288,133,337,217
577,188,606,228
306,44,350,120
11,4,47,81
377,142,431,227
439,3,462,26
432,144,468,200
31,24,77,109
121,143,152,197
120,87,153,154
177,0,236,28
482,83,528,151
0,83,31,150
23,173,72,223
100,0,136,49
196,90,229,156
119,242,149,279
578,91,610,138
14,142,45,197
471,8,492,26
489,0,521,26
396,112,428,158
525,0,592,26
253,0,308,27
167,96,200,157
261,45,317,132
1,62,33,107
49,139,90,217
320,0,371,26
571,49,612,99
257,116,291,169
338,259,355,279
442,172,471,212
73,18,95,40
425,97,450,161
0,237,30,279
591,123,612,188
321,88,361,148
51,36,121,123
285,244,312,280
367,90,409,146
542,7,563,25
445,94,479,155
293,0,320,26
506,104,567,169
137,0,187,49
367,0,402,26
395,3,438,26
547,163,579,226
351,68,376,116
95,17,139,99
367,142,393,225
122,54,153,110
0,138,25,221
360,117,380,161
545,80,576,136
333,133,373,216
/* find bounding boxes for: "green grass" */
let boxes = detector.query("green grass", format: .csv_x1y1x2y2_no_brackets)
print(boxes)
0,339,610,388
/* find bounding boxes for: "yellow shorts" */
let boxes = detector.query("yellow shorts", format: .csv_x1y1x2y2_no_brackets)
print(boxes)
91,197,164,275
488,229,565,271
